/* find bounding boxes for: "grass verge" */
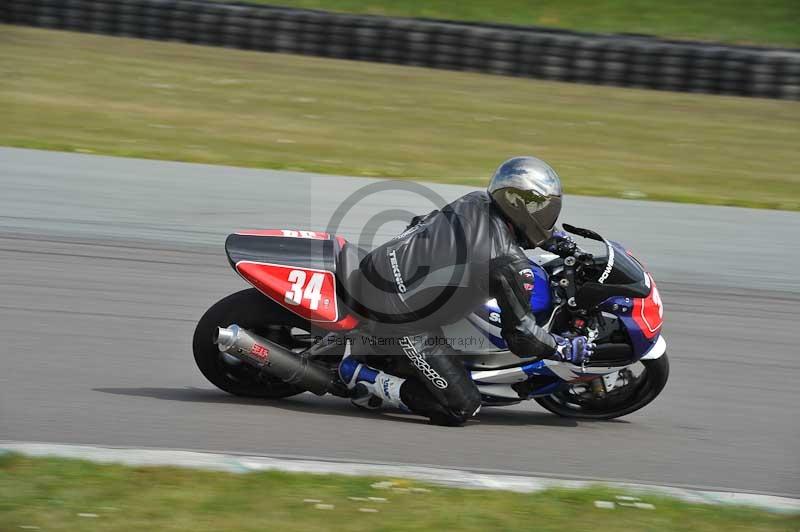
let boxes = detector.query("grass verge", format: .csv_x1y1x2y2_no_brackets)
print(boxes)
252,0,800,47
1,454,797,531
1,25,799,210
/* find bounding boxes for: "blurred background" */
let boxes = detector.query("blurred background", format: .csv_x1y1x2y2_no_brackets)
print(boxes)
1,1,799,530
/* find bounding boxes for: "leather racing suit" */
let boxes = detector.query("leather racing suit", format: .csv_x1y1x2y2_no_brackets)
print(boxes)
352,190,558,424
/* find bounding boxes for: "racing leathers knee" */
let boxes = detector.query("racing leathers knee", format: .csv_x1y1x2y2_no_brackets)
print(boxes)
396,331,482,425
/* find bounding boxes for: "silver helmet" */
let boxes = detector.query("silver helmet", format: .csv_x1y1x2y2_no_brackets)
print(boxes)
488,156,563,247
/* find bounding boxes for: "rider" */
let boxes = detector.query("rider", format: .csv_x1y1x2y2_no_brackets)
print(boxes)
338,156,595,425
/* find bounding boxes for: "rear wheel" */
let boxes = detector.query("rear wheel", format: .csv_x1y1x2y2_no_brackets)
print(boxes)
534,354,669,420
193,289,317,398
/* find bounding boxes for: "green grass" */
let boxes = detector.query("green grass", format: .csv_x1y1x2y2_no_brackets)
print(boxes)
251,0,800,47
1,454,797,531
1,25,799,210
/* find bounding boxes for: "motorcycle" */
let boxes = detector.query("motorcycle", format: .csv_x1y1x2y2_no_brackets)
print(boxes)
193,224,668,420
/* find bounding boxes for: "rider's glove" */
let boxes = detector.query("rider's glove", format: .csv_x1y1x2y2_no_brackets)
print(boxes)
552,334,595,365
542,230,577,256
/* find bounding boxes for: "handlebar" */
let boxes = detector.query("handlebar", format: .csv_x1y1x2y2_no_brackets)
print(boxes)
544,234,593,263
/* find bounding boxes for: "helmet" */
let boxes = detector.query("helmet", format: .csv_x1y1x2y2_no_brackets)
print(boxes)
488,156,563,247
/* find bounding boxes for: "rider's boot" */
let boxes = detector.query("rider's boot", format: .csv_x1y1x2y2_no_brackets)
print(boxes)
338,356,408,411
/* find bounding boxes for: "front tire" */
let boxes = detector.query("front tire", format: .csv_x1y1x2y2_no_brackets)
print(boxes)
193,288,313,398
534,354,669,420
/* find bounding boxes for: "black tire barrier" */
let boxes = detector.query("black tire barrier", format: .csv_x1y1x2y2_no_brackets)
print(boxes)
3,0,799,100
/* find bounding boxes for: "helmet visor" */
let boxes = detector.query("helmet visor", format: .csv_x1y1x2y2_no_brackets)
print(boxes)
502,189,561,247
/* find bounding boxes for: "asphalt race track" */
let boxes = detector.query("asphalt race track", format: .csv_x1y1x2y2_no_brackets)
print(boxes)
1,148,798,496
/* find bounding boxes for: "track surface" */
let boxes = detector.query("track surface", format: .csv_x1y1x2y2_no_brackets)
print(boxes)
1,148,798,496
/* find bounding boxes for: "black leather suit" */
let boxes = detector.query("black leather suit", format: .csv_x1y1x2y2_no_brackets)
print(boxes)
355,191,557,424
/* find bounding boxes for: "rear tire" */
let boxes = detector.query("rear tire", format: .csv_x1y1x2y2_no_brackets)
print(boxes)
193,288,314,399
534,354,669,420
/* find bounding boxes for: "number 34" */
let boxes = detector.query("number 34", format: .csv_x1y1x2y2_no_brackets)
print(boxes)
284,270,324,310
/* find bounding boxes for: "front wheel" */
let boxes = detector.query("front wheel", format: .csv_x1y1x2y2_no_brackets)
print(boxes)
534,354,669,420
193,288,316,399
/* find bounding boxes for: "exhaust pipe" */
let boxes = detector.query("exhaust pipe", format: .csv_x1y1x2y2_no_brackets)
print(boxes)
214,324,341,396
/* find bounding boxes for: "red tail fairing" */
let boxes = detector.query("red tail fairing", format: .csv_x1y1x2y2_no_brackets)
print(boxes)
236,262,339,322
225,230,360,330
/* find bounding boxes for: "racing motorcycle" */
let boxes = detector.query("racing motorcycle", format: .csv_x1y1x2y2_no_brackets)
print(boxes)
193,224,667,420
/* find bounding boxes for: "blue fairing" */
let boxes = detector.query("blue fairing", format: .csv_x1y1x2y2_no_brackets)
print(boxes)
529,262,552,315
468,245,662,400
472,255,654,361
468,299,505,348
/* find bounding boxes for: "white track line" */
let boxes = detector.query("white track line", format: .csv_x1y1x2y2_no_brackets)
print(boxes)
2,441,797,514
